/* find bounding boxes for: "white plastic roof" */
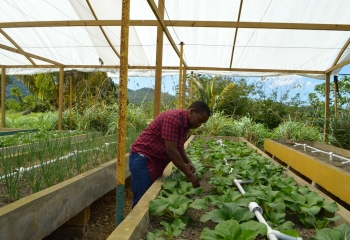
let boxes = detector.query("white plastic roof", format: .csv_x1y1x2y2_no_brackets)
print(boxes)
0,0,350,79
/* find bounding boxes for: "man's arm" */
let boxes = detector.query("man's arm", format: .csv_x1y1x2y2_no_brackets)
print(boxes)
179,147,196,173
165,140,200,188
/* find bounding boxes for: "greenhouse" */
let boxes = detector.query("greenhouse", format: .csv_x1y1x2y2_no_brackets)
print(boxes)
0,0,350,239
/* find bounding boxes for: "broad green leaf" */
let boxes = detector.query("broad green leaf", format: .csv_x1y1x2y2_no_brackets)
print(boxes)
265,198,286,212
238,230,258,240
240,220,267,236
280,229,300,237
232,208,255,223
300,205,321,215
200,227,216,240
305,191,324,207
190,198,208,210
311,228,342,240
149,198,169,215
334,223,350,239
215,220,241,239
321,201,339,213
200,209,233,223
162,181,178,190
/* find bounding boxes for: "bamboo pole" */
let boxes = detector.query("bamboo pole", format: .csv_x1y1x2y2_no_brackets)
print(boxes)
69,75,72,128
58,67,64,130
324,73,330,142
190,71,193,105
116,0,130,226
1,67,5,128
181,68,186,109
178,42,184,108
154,0,164,118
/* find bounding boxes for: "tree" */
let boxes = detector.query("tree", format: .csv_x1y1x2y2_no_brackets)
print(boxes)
10,87,23,105
216,78,255,117
188,74,235,110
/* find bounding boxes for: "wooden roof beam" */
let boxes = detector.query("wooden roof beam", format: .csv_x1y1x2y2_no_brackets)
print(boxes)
331,37,350,68
147,0,188,69
0,29,36,66
85,0,121,60
2,64,324,75
229,0,243,69
326,59,350,73
0,20,350,31
0,44,63,66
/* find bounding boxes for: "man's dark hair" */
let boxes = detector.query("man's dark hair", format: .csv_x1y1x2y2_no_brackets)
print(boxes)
188,101,211,116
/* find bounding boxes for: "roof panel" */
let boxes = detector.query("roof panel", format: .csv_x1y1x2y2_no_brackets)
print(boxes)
232,28,350,71
241,0,350,24
165,0,241,21
0,0,78,22
0,49,32,65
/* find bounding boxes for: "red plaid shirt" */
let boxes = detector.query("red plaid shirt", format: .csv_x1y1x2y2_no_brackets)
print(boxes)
130,109,189,182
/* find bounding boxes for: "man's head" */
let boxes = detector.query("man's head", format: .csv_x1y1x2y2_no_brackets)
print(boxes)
187,101,211,129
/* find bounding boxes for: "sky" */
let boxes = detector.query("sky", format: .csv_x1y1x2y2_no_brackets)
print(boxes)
123,64,350,102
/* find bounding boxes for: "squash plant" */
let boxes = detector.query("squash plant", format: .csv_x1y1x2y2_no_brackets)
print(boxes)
147,138,348,240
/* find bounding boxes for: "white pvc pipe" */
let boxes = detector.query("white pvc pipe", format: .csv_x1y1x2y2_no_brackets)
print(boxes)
235,179,303,240
294,142,350,164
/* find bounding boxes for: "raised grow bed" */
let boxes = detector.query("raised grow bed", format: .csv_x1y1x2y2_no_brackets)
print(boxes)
264,139,350,207
109,136,350,240
0,132,132,240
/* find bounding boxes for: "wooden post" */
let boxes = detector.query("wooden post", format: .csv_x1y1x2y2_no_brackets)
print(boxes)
324,73,330,143
1,67,5,128
116,0,130,226
58,67,64,130
181,68,186,109
334,75,338,119
69,74,73,128
154,0,164,118
178,42,184,108
190,71,193,105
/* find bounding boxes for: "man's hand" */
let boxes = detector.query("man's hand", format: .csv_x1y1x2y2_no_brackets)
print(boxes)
186,172,200,188
187,162,196,173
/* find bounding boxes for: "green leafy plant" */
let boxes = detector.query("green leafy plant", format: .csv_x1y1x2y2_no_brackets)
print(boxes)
310,223,350,240
149,194,192,219
146,218,188,240
200,219,267,240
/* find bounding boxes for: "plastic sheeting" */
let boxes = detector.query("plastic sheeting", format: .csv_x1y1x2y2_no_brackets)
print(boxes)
0,0,349,79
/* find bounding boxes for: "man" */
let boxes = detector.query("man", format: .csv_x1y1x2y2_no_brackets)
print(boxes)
129,101,210,207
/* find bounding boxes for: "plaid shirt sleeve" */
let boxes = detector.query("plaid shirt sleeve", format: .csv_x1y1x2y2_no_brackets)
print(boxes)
161,112,181,142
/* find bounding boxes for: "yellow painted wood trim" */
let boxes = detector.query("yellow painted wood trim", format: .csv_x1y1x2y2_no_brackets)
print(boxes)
264,139,350,205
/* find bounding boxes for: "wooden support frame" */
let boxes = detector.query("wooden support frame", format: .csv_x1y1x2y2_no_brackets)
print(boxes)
0,44,62,66
58,67,64,130
181,68,186,109
116,0,130,227
229,0,243,69
0,29,36,65
178,43,184,108
1,20,350,31
86,0,121,60
154,0,165,118
1,67,5,128
324,73,330,142
146,0,188,69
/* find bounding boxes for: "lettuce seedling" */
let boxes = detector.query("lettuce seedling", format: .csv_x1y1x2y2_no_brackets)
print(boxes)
146,218,188,240
200,219,267,240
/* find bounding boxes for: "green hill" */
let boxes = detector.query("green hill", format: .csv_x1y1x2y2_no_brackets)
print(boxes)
5,78,175,104
127,87,175,104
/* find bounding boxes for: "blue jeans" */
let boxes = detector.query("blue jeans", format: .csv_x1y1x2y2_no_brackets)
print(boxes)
129,153,153,208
